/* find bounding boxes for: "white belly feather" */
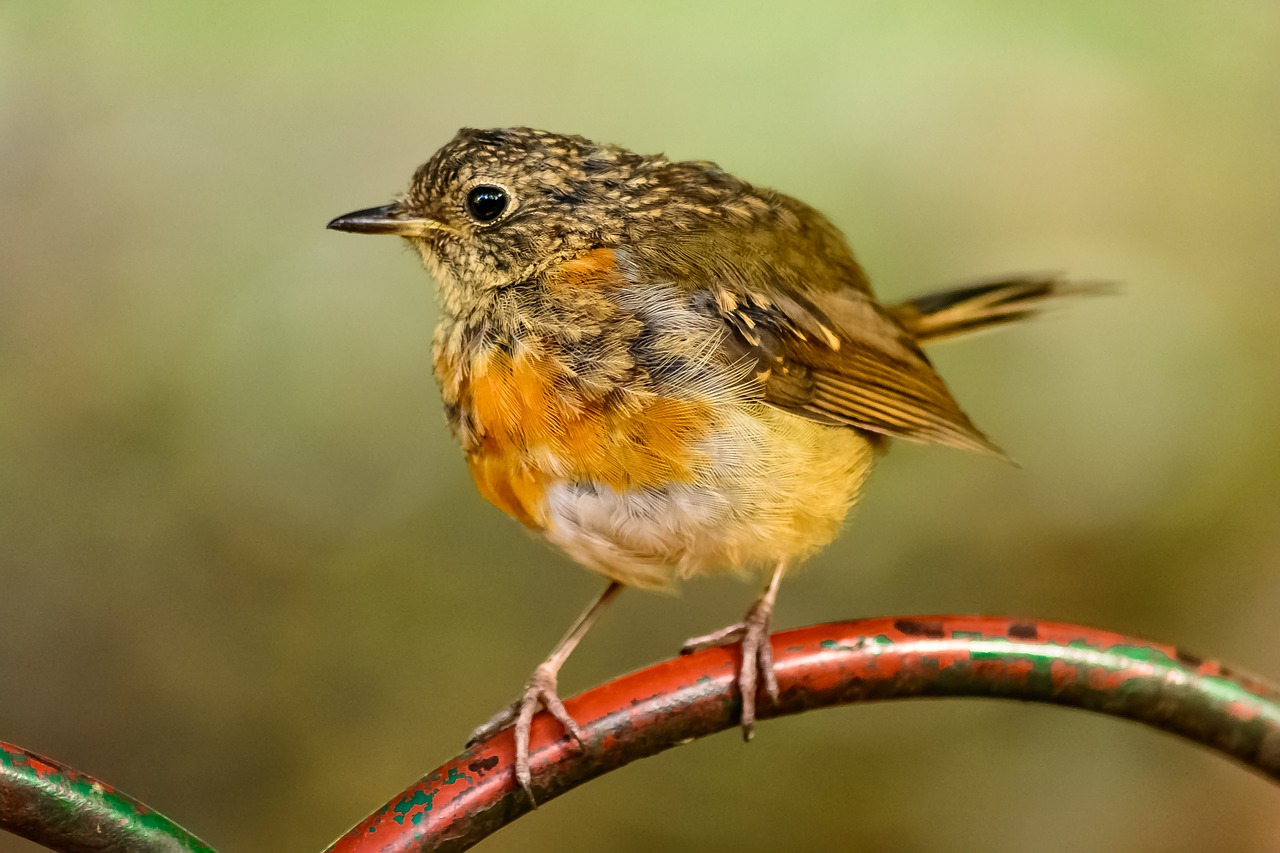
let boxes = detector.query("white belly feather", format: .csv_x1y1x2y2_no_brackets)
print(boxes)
541,404,876,589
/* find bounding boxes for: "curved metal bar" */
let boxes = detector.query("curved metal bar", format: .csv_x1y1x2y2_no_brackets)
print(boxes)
0,741,215,853
6,617,1278,852
325,616,1280,853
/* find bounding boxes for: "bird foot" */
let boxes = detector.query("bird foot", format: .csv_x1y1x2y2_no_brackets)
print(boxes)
681,596,779,741
466,662,586,806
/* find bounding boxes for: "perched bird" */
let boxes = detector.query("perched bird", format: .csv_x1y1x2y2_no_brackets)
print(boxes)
328,127,1090,802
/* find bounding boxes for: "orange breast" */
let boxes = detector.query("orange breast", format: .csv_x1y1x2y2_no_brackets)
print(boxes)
460,346,715,530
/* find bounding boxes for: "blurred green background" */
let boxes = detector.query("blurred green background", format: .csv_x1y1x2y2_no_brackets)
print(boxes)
3,2,1279,851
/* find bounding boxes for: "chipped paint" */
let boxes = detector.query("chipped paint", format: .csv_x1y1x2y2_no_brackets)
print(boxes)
0,741,214,852
4,618,1276,853
323,616,1280,853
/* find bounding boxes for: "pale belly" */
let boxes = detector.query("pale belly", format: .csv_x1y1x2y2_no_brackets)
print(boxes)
538,404,877,589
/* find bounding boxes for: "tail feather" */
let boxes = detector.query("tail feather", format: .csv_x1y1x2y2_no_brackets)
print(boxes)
889,276,1109,344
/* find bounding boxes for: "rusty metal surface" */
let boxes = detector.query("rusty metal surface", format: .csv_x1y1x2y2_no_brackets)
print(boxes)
0,741,215,853
6,617,1279,852
325,616,1280,853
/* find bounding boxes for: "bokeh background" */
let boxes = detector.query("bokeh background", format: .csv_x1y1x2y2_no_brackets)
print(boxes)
3,2,1279,851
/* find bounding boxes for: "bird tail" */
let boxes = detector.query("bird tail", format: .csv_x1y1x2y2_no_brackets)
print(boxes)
888,275,1108,345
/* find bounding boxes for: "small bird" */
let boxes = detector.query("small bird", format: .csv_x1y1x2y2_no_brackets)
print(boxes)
328,127,1090,802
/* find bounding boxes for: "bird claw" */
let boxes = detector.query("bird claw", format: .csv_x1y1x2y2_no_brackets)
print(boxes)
681,597,779,741
466,662,585,807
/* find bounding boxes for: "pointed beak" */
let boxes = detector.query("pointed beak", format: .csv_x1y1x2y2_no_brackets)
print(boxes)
326,203,449,237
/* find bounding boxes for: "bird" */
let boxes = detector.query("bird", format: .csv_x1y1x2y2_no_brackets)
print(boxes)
327,127,1093,803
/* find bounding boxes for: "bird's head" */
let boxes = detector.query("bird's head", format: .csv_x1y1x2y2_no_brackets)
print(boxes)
328,127,762,308
329,128,657,299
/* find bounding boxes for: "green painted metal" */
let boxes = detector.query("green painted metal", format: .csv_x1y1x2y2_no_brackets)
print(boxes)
0,742,215,853
5,617,1280,852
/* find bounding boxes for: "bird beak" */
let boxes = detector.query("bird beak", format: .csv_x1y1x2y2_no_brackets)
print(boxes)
326,203,450,237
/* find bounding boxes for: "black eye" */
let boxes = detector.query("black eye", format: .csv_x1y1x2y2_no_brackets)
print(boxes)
465,185,509,222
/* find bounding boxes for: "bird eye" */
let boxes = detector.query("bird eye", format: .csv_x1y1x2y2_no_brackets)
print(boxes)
465,185,509,223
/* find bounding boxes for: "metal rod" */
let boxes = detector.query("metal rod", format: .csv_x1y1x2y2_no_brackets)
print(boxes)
0,741,215,853
324,616,1280,853
6,617,1279,853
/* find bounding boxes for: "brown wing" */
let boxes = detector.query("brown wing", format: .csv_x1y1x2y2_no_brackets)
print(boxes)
624,223,1003,456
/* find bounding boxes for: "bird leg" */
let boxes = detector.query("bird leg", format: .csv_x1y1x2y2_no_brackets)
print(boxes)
680,562,785,741
467,581,622,805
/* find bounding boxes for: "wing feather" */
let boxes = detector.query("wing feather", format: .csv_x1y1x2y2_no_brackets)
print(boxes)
623,224,1004,456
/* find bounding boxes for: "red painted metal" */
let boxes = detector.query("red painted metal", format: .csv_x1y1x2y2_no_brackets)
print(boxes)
326,616,1280,853
6,616,1279,853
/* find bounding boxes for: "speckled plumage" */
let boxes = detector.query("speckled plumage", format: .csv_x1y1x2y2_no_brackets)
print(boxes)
329,127,1086,793
428,240,876,588
383,127,1011,587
